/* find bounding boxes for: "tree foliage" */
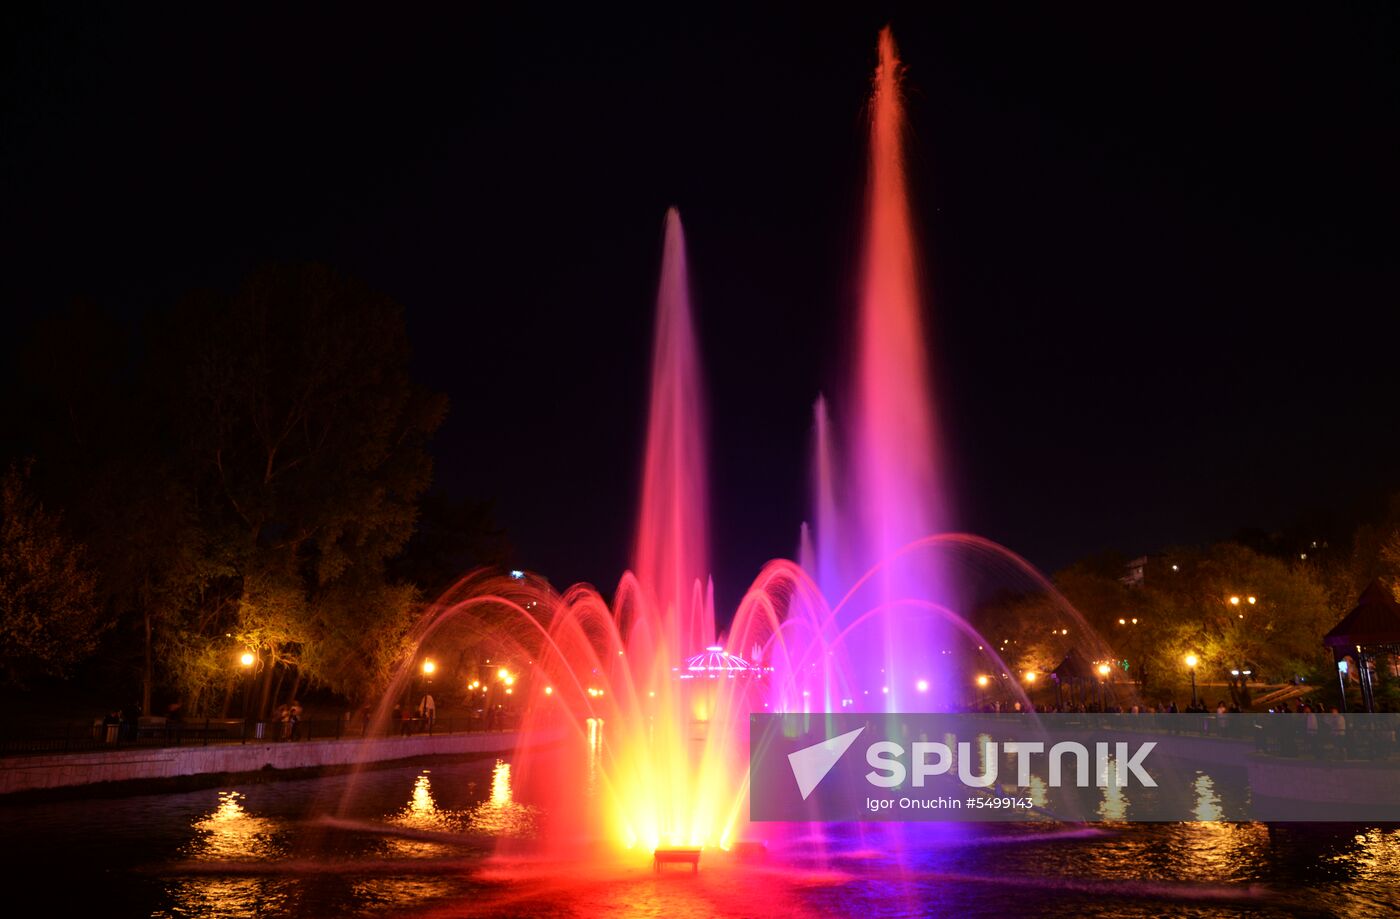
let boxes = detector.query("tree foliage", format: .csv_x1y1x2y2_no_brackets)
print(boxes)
0,462,103,684
13,264,474,714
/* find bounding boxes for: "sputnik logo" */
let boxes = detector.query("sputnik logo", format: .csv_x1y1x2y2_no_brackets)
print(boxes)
787,727,865,800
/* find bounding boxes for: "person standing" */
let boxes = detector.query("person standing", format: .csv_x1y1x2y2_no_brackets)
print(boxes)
419,693,436,734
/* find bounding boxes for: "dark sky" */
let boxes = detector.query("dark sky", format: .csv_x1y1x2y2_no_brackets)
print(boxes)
4,5,1398,609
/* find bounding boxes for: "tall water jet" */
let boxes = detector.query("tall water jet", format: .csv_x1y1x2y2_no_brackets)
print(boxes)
809,394,844,601
808,27,952,709
634,207,712,654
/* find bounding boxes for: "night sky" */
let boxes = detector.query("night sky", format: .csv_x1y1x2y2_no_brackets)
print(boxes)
4,5,1397,609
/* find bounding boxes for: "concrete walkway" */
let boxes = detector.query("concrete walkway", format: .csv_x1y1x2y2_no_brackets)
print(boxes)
0,730,522,797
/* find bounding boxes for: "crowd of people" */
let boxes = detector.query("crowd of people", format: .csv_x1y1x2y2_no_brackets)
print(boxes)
964,694,1393,759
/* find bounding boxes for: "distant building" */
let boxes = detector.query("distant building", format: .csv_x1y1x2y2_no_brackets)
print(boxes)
1119,556,1147,588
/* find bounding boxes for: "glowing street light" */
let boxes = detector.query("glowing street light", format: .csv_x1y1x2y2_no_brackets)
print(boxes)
1185,653,1199,707
1229,596,1241,606
422,660,436,676
916,679,929,693
544,686,553,695
1097,663,1111,677
1024,671,1037,683
976,675,989,687
497,667,510,681
240,652,255,668
1247,596,1257,605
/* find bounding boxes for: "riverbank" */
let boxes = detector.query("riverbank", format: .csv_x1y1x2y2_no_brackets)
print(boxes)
0,730,524,802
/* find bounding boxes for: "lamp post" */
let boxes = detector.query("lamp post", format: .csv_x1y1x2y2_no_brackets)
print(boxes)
1097,663,1111,711
239,651,256,719
1185,653,1199,708
419,660,436,734
975,674,989,709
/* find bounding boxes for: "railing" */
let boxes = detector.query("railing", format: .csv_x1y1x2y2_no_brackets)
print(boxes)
0,711,522,757
964,711,1400,762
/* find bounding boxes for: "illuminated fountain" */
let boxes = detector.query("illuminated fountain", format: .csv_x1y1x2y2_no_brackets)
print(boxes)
365,27,1115,864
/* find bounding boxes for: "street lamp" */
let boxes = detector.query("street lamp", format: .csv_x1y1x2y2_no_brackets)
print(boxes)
422,660,436,676
1097,663,1111,710
1185,653,1199,707
238,651,257,721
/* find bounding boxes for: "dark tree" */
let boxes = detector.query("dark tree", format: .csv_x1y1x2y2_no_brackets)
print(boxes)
0,461,103,684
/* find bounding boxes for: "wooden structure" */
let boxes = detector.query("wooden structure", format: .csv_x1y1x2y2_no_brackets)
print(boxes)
1323,580,1400,712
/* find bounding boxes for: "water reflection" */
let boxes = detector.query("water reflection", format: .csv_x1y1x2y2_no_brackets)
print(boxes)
1097,752,1126,821
192,790,279,860
467,759,538,837
164,791,282,918
1193,773,1222,821
10,754,1397,918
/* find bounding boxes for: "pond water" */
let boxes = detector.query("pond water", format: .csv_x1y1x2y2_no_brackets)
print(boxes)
3,755,1397,918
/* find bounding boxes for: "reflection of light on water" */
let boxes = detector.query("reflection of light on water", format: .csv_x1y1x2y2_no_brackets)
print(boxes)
1097,754,1125,820
1028,775,1048,809
492,761,513,806
164,791,280,918
1193,772,1222,821
385,770,464,862
395,771,451,832
191,790,277,860
467,759,538,838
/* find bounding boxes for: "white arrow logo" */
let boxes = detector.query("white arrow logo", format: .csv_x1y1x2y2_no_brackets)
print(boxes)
787,727,865,800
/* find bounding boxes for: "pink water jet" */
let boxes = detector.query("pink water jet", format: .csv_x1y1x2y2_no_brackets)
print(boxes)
805,26,956,710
